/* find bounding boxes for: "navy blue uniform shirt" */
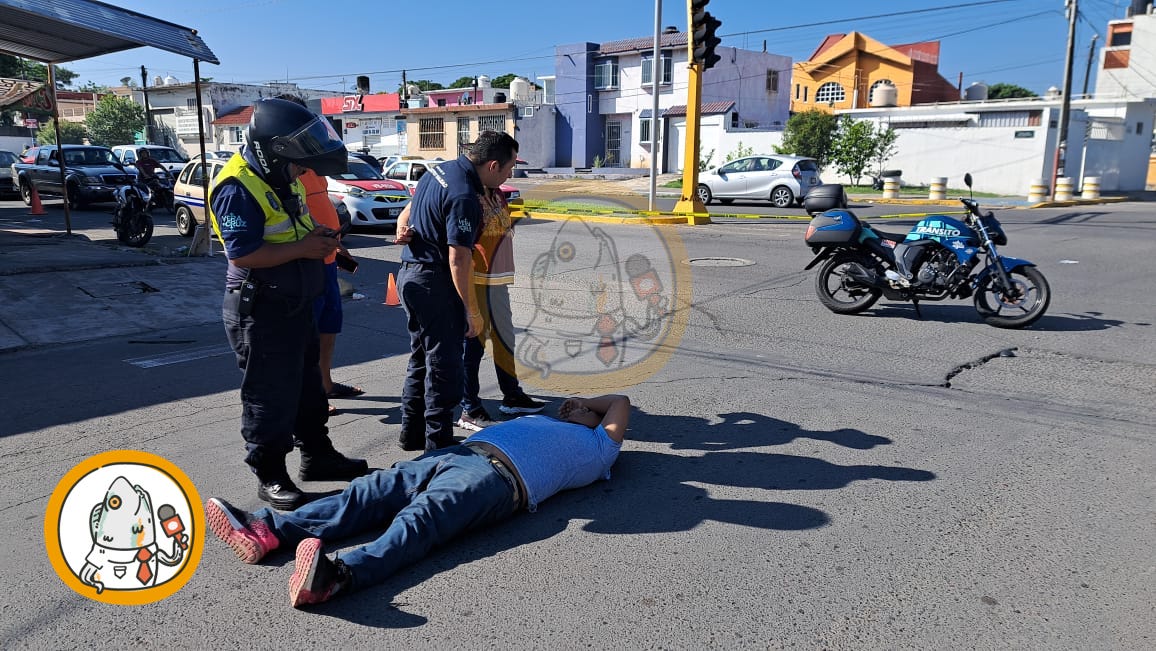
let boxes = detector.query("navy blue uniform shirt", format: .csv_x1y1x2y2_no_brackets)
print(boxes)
401,156,484,265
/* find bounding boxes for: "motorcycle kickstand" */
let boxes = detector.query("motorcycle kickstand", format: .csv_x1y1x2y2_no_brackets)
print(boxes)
911,298,924,320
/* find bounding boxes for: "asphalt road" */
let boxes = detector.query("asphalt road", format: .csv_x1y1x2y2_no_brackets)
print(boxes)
0,198,1152,649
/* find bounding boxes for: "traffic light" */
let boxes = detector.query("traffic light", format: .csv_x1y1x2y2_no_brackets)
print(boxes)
691,0,723,70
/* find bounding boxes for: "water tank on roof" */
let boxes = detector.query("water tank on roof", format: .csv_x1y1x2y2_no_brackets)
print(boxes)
163,75,178,86
1045,86,1062,99
964,82,988,101
152,75,163,87
509,77,531,102
493,92,507,103
406,96,426,109
477,75,491,88
871,84,898,107
405,84,421,98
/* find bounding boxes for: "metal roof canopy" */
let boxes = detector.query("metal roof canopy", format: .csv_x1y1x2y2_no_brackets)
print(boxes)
0,0,217,64
0,0,218,239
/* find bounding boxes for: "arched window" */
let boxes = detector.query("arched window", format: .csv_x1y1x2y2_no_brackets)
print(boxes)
815,82,846,105
869,80,896,104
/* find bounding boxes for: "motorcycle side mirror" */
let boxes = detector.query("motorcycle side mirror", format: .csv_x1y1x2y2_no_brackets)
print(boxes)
963,173,973,188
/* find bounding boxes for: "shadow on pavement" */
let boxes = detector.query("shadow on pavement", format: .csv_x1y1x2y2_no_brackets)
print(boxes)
299,409,934,627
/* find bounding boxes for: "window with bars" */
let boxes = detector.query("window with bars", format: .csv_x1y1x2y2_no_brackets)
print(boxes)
640,117,651,143
186,99,198,109
766,70,779,93
815,82,845,105
419,117,444,149
594,58,619,89
457,117,471,145
641,51,673,86
478,114,505,133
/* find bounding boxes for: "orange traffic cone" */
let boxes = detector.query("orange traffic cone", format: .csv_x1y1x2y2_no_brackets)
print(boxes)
28,185,46,216
384,272,400,306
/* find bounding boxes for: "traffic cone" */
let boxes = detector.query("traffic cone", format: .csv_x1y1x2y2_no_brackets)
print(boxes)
28,186,46,216
384,272,400,306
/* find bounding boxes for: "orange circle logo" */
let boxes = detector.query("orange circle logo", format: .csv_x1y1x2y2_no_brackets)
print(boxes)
44,450,203,605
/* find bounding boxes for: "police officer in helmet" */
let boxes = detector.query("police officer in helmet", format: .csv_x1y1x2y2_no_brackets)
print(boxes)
210,98,369,510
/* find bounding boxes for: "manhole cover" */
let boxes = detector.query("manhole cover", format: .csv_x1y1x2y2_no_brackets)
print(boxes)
683,257,755,267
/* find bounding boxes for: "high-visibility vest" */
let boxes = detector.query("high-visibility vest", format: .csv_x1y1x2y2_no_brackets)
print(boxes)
208,155,315,245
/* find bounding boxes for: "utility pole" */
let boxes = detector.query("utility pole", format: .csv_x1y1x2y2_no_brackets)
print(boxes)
1082,33,1099,97
648,0,662,212
140,65,152,145
1050,0,1078,199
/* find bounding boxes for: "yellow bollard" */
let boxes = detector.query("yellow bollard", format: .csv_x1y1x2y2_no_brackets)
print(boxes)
1081,176,1101,200
929,177,947,200
1054,177,1074,201
1027,178,1048,203
883,177,900,199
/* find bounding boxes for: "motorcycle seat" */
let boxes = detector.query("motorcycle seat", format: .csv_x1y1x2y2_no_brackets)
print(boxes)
872,228,907,244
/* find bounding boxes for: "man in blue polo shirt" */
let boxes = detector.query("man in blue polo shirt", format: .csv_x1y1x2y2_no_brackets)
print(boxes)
396,131,520,451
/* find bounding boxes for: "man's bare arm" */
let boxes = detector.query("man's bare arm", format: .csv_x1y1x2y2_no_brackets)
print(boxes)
562,394,631,443
449,244,481,338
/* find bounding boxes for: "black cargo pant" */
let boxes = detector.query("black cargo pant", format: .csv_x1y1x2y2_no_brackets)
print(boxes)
223,289,334,479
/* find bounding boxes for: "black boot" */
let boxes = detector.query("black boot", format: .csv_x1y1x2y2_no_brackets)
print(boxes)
257,474,308,511
298,447,369,482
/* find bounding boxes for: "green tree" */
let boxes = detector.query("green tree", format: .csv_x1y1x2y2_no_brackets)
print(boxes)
987,83,1036,100
490,73,517,89
85,95,144,146
871,126,899,180
724,141,754,163
76,81,110,93
398,79,444,93
776,110,839,166
0,54,77,87
36,119,88,145
448,76,476,88
829,117,878,186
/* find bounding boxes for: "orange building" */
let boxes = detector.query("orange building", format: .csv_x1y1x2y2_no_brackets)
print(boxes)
790,32,960,113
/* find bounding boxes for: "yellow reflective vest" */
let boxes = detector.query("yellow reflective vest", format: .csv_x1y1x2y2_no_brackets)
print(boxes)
208,154,315,245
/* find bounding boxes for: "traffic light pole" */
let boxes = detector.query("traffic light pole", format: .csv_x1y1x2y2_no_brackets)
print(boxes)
673,61,707,221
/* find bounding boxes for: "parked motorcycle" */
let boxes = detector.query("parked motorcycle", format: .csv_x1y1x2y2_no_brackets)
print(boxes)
112,179,155,247
143,171,175,214
803,173,1050,329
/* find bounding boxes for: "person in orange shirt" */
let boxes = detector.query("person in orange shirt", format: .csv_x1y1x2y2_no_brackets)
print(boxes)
278,95,364,412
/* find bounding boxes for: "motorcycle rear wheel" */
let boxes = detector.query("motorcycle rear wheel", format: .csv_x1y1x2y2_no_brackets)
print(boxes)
974,266,1050,329
116,208,154,248
815,251,882,314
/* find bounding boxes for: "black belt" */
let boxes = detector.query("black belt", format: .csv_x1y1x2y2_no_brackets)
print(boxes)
401,261,449,271
463,441,525,509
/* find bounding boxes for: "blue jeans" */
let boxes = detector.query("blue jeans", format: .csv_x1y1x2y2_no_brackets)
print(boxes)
462,284,523,413
256,446,519,591
398,263,465,449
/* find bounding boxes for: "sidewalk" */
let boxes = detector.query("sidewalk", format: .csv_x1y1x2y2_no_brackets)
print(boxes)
0,217,224,353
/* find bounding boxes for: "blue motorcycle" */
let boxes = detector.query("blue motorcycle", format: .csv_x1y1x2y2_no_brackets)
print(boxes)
803,174,1050,329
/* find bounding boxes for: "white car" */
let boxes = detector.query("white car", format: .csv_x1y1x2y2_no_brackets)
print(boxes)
110,145,189,175
382,158,521,202
697,154,822,208
328,157,410,227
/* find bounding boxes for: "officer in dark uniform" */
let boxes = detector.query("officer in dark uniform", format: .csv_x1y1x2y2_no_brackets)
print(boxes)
397,130,520,451
209,98,369,510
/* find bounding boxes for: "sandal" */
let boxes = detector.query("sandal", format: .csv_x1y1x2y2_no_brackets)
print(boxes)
326,383,364,398
327,404,338,416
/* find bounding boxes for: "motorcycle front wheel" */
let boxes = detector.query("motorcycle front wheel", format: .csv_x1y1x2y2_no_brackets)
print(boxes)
116,209,154,248
974,266,1050,329
815,251,883,314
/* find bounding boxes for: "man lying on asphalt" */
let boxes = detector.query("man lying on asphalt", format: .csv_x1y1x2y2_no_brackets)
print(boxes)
205,393,631,607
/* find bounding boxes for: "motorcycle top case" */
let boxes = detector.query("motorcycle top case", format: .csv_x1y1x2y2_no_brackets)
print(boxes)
805,209,861,245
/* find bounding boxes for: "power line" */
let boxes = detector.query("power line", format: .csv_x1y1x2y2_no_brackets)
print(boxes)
721,0,1030,39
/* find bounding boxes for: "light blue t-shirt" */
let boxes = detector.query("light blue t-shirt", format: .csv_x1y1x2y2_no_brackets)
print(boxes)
467,415,621,511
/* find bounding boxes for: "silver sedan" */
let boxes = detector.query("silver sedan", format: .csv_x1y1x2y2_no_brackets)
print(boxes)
697,154,822,208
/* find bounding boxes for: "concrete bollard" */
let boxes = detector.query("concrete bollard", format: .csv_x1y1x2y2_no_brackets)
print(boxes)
882,177,900,199
1054,176,1074,201
1081,176,1101,200
929,177,947,200
1027,178,1049,203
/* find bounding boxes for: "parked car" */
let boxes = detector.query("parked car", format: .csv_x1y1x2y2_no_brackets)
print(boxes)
110,145,189,175
12,145,134,209
188,150,234,162
171,156,227,236
697,154,822,208
381,157,521,202
328,156,410,228
350,151,383,173
378,155,401,170
0,150,20,198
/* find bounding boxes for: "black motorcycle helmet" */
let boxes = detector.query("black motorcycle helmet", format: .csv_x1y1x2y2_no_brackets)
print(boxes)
245,98,348,187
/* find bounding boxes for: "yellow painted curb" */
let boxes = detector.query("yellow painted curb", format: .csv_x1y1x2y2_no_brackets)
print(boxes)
513,209,696,225
1024,196,1127,209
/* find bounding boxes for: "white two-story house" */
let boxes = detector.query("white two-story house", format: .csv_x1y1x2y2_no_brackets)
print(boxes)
554,29,791,171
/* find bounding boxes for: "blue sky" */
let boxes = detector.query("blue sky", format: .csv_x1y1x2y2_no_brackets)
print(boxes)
64,0,1122,96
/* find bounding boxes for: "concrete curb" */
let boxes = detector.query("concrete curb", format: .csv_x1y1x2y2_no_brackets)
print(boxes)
513,209,693,225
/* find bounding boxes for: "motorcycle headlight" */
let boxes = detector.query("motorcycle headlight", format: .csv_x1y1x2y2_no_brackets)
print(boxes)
346,187,365,197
